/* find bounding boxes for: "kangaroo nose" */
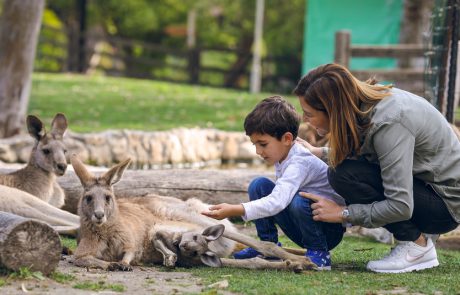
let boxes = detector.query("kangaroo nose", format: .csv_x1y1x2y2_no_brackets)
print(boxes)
57,163,67,172
94,211,105,219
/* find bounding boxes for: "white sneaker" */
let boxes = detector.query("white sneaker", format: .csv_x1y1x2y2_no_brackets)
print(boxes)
366,238,439,273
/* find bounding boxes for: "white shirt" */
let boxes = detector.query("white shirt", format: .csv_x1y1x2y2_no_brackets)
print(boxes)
242,142,345,221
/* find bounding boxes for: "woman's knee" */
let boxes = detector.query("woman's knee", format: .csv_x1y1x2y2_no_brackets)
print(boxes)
327,160,355,192
248,177,275,201
328,159,381,196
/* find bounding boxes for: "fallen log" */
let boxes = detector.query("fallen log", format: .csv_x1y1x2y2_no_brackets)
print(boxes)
0,211,61,275
1,166,273,215
58,168,274,214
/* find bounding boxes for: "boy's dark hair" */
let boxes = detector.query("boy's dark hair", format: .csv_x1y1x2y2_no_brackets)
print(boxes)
244,96,300,140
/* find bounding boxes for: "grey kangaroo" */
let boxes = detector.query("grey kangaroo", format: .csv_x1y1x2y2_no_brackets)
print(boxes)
0,113,79,233
71,155,315,272
0,113,68,208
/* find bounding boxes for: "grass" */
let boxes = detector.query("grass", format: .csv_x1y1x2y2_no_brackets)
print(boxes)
186,236,460,295
8,267,45,281
30,72,297,133
54,233,460,294
73,280,125,292
61,236,77,251
50,271,76,284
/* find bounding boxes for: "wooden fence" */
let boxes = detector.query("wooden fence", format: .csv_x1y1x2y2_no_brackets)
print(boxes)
35,25,300,93
334,30,427,97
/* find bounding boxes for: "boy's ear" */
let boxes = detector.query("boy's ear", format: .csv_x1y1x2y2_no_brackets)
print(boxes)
282,132,294,144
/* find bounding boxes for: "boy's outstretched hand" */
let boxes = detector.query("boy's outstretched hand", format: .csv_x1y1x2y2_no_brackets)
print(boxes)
201,203,245,220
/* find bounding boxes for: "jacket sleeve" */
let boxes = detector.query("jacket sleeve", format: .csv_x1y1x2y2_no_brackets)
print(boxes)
348,122,415,228
242,158,312,221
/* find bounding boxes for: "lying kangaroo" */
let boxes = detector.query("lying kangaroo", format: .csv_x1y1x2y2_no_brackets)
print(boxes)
71,155,315,272
0,113,68,208
0,185,80,233
153,224,226,268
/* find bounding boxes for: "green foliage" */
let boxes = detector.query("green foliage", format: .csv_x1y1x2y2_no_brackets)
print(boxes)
9,267,45,281
36,9,67,72
43,0,305,85
73,280,125,292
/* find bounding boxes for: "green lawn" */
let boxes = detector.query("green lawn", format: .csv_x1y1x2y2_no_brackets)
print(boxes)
188,236,460,295
30,72,299,133
59,235,460,294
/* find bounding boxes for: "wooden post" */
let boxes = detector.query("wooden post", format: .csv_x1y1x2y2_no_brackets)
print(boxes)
334,30,351,68
250,0,265,93
188,48,200,84
77,0,87,73
0,211,61,275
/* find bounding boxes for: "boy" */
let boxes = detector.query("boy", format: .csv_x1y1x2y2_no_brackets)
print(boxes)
202,96,345,270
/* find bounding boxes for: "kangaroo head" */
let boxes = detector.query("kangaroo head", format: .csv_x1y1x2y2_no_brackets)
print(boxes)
27,113,68,176
176,224,224,267
71,154,131,226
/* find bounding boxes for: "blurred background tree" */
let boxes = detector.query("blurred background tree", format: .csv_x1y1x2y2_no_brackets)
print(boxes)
38,0,305,92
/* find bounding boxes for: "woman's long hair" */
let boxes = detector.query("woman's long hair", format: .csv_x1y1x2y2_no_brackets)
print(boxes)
293,63,392,167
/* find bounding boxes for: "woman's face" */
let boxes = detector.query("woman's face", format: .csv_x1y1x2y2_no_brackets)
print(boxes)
298,97,329,137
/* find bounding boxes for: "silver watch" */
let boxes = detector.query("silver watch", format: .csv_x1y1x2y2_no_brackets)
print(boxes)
341,207,350,227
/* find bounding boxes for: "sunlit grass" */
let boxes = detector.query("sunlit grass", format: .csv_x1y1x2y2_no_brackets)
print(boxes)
30,72,298,133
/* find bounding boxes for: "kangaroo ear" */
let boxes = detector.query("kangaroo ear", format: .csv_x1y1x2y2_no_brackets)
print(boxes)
70,154,94,187
200,251,222,267
50,113,68,139
27,115,45,141
202,224,225,242
102,158,131,186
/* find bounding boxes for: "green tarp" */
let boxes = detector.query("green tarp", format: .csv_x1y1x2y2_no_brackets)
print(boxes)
302,0,403,74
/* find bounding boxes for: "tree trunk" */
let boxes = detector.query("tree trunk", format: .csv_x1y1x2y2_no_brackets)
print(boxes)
0,211,61,275
0,0,45,138
398,0,434,68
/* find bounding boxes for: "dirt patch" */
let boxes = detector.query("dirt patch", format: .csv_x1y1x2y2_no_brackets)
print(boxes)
1,257,210,294
0,225,258,294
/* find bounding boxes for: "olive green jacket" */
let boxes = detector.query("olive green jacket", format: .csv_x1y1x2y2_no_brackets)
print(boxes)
347,88,460,228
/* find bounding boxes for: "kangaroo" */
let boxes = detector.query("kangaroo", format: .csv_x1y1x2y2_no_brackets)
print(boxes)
0,113,80,235
0,113,68,208
0,184,80,233
71,154,316,272
153,224,226,268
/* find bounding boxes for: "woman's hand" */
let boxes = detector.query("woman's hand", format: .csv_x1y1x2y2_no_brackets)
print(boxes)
295,138,323,158
201,203,245,220
300,192,345,223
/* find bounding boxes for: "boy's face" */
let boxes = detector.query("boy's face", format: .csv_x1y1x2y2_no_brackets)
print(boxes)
249,132,293,165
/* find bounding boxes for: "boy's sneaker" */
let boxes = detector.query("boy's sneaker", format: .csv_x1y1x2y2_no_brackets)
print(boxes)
305,249,331,271
233,242,282,259
366,238,439,273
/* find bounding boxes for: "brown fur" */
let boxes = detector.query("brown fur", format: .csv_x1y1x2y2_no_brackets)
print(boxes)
71,155,316,272
0,113,68,207
72,156,236,270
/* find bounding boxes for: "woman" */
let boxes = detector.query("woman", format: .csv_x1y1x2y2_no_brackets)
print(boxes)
293,63,460,273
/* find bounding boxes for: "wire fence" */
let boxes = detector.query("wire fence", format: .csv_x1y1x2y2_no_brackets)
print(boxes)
425,0,460,122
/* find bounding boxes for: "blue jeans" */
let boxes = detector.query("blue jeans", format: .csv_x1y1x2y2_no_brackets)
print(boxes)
248,177,344,251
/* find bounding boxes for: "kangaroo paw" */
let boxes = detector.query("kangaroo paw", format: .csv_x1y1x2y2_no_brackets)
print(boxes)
108,262,133,271
164,254,177,268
